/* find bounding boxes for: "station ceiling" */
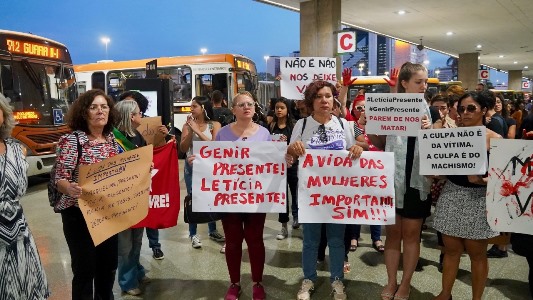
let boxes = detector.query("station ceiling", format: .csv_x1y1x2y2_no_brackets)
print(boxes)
256,0,533,79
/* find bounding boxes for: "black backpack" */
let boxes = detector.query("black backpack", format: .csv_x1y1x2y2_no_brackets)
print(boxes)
213,107,233,127
47,132,82,212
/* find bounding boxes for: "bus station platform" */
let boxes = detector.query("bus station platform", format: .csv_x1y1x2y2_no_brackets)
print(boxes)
25,161,529,300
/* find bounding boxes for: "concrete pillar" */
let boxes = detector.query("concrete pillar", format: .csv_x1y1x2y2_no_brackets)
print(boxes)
300,0,342,76
508,70,523,90
458,53,479,91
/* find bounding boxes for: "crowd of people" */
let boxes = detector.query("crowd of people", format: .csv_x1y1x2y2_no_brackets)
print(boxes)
0,60,532,300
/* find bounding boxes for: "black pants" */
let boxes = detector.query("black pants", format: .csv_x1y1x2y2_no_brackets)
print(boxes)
527,256,533,299
278,168,298,223
61,206,118,300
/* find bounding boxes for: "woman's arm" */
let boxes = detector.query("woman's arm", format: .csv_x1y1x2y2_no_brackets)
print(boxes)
179,123,193,153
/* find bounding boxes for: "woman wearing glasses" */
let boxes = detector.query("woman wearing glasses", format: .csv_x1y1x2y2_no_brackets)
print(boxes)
215,92,271,300
287,80,363,300
54,90,120,300
432,91,501,300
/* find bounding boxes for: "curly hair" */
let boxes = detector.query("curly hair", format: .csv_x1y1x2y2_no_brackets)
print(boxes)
0,93,15,139
303,80,337,112
397,62,427,93
67,89,118,135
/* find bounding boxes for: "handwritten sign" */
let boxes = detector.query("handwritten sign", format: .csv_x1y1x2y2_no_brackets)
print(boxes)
138,116,166,146
192,141,287,213
487,139,533,234
418,126,487,175
78,145,153,246
365,93,426,136
298,150,395,224
280,57,337,100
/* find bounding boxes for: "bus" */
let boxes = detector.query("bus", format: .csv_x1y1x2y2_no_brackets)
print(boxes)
490,89,525,103
74,54,258,135
346,76,440,100
0,30,77,176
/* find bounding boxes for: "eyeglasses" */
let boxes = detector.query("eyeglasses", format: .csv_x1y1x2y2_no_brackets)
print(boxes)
236,102,255,108
457,104,479,114
89,104,110,111
354,106,364,112
317,124,328,143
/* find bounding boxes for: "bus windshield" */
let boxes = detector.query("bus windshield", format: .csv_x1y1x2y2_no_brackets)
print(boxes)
1,58,76,125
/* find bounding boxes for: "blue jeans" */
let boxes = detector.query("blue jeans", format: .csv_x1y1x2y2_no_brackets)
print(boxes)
118,228,145,291
146,228,160,249
351,224,382,242
184,158,218,237
302,223,345,282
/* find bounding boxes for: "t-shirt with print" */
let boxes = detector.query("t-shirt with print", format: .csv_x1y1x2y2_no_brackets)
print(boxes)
290,115,354,150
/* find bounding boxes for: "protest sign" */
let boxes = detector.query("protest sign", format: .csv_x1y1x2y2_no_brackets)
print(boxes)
418,126,487,175
365,93,426,136
138,116,166,146
192,141,287,213
78,145,153,246
487,139,533,234
280,57,336,100
298,150,395,224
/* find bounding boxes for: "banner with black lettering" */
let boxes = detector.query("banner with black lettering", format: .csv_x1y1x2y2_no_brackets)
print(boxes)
133,142,180,229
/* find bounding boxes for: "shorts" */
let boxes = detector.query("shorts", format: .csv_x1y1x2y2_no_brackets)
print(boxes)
396,187,432,219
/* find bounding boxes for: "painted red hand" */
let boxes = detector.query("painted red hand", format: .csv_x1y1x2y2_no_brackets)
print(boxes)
384,68,399,87
342,68,357,86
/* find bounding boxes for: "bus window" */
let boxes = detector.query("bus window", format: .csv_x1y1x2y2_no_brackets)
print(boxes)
195,74,213,96
0,62,16,102
158,67,191,102
92,72,106,92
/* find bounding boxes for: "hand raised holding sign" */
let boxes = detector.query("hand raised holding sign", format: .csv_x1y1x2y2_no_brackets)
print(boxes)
347,145,363,159
287,140,306,158
421,114,432,129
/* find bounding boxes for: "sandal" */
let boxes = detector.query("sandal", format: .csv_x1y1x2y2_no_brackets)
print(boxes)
343,261,351,273
380,285,397,300
393,286,411,300
220,243,226,254
373,240,385,253
349,239,358,252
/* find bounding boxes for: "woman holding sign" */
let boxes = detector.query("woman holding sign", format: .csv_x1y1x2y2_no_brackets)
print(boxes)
55,89,119,300
363,62,441,300
432,91,501,300
286,80,363,300
214,91,271,300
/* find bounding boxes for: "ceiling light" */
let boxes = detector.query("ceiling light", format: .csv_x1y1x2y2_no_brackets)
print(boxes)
525,66,529,69
514,61,518,64
446,32,454,36
476,44,482,49
498,55,504,58
397,10,406,15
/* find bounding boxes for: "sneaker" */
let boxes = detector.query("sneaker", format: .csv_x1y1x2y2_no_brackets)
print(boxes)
292,218,300,229
276,226,288,240
487,246,508,258
225,283,241,300
152,248,164,260
331,280,347,300
191,235,202,248
209,230,226,242
297,279,314,300
252,283,266,300
124,288,142,296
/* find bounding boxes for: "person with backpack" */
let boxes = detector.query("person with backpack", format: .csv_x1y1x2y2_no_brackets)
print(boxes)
0,93,50,299
286,80,363,300
180,96,226,251
212,90,233,127
54,89,120,300
268,97,299,239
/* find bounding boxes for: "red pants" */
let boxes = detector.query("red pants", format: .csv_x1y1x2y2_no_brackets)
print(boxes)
221,213,266,283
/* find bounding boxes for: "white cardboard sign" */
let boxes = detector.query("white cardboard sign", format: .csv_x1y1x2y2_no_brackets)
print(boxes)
280,57,337,100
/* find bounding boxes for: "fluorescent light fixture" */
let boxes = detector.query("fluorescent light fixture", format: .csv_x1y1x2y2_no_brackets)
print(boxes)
446,31,454,36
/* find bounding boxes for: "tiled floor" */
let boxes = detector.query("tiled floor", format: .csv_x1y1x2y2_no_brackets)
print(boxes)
24,167,529,300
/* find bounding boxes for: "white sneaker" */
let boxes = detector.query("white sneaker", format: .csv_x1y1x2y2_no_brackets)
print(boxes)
276,226,288,240
297,279,314,300
331,280,347,300
191,235,202,248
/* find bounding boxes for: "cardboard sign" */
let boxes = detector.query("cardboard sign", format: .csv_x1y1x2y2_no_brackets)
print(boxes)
280,57,337,100
192,141,287,213
298,150,396,224
418,126,487,175
365,93,427,136
78,145,153,246
138,116,166,146
487,139,533,234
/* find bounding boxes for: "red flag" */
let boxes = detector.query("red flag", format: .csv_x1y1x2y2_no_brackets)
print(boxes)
133,142,180,228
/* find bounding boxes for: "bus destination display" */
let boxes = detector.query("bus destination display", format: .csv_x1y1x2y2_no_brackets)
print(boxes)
6,39,62,60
